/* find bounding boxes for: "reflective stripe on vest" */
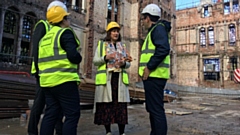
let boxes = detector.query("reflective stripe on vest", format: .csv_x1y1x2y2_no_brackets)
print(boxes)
31,20,50,74
38,26,80,87
95,41,129,85
138,23,170,79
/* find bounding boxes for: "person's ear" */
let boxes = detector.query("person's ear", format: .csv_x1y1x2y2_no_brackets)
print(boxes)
146,16,150,22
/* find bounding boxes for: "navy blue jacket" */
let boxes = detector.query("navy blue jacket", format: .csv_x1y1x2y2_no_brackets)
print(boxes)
32,22,82,77
147,20,171,71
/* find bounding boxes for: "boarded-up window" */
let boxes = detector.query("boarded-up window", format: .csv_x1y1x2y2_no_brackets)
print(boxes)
200,27,206,46
203,58,220,81
229,24,236,45
208,26,214,46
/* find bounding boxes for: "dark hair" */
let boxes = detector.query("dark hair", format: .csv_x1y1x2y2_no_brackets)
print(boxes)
143,13,160,22
51,16,68,26
104,28,121,42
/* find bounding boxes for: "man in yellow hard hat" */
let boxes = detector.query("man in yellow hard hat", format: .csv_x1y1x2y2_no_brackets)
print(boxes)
139,3,171,135
28,1,67,135
38,6,82,135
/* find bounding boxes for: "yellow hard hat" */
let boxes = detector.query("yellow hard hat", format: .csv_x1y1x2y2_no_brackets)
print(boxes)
106,22,120,32
47,6,70,24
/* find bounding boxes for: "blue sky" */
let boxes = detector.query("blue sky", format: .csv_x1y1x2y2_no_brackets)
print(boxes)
176,0,200,10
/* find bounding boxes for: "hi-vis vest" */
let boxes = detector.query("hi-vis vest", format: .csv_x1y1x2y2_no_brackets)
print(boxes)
95,41,129,85
38,26,80,87
138,22,170,79
31,20,50,74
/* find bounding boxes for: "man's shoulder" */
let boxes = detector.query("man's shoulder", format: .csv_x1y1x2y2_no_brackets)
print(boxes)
157,20,171,32
35,20,48,26
34,20,48,31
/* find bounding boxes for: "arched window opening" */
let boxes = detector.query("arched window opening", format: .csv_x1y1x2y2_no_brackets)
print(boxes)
107,0,119,23
224,0,230,15
20,13,36,64
200,27,206,46
208,26,214,46
233,0,239,13
229,24,236,45
1,8,18,63
203,5,209,17
22,14,34,41
3,11,17,34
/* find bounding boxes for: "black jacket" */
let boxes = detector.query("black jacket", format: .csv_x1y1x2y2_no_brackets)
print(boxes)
32,22,82,77
146,20,171,71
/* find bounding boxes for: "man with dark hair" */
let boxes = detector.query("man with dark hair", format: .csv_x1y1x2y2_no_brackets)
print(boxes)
139,3,171,135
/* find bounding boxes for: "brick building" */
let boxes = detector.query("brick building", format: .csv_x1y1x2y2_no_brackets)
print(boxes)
175,0,240,90
0,0,176,85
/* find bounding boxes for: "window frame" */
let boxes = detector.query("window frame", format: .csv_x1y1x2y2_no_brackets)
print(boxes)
224,0,230,15
208,26,214,46
107,0,119,24
200,27,206,47
203,58,220,81
229,23,236,46
203,6,209,17
22,15,33,41
233,0,239,13
3,11,17,34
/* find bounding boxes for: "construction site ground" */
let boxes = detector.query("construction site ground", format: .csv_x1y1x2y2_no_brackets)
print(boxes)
0,94,240,135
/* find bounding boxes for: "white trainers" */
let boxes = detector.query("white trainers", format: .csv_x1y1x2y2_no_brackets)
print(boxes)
121,134,126,135
106,132,112,135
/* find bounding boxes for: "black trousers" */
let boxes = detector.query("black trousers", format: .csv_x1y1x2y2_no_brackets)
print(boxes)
40,81,80,135
143,77,168,135
28,78,63,135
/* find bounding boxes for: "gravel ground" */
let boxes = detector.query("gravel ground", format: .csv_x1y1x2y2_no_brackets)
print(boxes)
0,95,239,135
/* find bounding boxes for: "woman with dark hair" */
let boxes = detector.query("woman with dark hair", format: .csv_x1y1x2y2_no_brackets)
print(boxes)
93,21,132,135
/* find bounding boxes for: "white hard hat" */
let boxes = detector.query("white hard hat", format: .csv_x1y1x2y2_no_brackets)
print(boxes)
47,0,67,12
141,4,161,17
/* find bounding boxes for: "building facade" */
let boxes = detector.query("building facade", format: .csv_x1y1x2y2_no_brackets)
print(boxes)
175,0,240,90
0,0,87,73
0,0,176,86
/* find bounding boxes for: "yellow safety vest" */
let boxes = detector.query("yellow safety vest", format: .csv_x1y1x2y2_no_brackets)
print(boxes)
95,41,129,85
38,26,80,87
138,23,170,79
31,20,50,74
